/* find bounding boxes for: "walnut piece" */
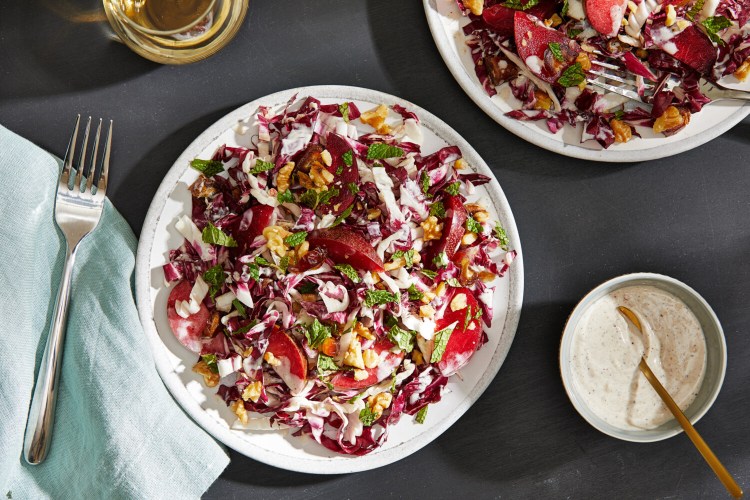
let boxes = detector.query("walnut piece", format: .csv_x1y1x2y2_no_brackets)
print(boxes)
462,0,483,15
276,162,295,193
421,215,443,242
192,361,220,387
653,106,689,135
360,104,391,134
610,119,632,143
735,59,750,82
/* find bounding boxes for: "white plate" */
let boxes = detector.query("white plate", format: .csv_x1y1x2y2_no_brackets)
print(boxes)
135,85,524,473
423,0,750,162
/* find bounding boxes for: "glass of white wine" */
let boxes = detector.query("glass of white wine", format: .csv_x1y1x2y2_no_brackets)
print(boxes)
102,0,248,64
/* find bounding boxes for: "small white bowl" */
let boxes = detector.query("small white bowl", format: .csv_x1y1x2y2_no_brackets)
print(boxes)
559,273,727,442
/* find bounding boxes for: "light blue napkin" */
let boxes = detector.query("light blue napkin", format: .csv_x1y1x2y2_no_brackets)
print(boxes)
0,125,229,499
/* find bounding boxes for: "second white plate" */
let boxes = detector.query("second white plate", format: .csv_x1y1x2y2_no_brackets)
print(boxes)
424,0,750,162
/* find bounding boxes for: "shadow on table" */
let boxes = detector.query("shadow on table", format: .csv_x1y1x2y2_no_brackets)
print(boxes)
0,0,155,100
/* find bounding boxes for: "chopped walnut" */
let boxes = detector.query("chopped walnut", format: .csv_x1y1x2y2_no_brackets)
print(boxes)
276,162,295,193
384,258,405,271
533,91,553,111
450,293,468,312
545,13,563,27
735,59,750,81
263,351,282,367
367,392,393,419
421,215,443,242
309,160,334,188
576,52,592,72
478,270,496,283
343,336,365,369
297,144,324,173
231,399,249,425
354,322,376,340
419,304,436,318
462,0,483,15
242,381,263,403
435,282,447,297
360,104,391,134
353,369,369,381
610,119,633,143
242,347,254,358
367,208,382,220
296,240,310,260
193,360,220,387
263,225,292,257
363,349,380,369
454,158,466,170
411,349,424,365
188,176,217,199
653,106,690,135
204,311,220,338
461,232,478,246
665,4,676,26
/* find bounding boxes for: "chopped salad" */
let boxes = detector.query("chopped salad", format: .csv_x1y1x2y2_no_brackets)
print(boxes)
458,0,750,147
162,95,516,455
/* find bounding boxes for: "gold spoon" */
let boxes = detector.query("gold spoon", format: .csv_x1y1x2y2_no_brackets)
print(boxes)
618,306,743,499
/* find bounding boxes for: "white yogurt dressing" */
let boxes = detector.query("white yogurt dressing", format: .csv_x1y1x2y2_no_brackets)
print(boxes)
570,285,707,430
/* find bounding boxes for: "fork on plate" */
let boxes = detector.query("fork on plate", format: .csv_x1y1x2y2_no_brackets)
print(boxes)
23,115,112,465
587,59,750,107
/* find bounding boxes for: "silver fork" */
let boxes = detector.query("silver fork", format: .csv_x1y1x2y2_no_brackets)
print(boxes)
23,115,112,465
587,59,750,107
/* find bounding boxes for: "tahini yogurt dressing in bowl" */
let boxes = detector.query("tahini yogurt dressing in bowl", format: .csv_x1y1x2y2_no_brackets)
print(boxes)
560,273,727,442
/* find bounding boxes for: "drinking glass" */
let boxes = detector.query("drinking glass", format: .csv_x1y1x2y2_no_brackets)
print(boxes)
102,0,248,64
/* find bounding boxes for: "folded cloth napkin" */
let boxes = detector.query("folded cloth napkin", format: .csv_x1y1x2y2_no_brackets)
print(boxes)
0,125,229,499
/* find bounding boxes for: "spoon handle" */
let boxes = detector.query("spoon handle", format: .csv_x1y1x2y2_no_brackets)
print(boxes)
638,358,743,499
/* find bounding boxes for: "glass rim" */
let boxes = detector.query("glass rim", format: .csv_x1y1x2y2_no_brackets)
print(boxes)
111,0,217,36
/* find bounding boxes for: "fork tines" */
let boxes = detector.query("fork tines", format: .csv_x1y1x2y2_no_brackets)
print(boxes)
61,115,112,197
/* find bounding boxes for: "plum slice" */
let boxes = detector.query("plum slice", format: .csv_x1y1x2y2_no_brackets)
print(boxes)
266,328,308,395
434,287,483,376
483,0,559,36
308,227,384,272
167,280,210,353
319,132,359,216
423,195,468,269
330,338,404,390
585,0,628,37
236,204,274,251
651,23,717,75
514,11,581,84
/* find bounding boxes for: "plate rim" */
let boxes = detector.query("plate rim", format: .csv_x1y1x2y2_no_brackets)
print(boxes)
135,84,525,473
422,0,750,163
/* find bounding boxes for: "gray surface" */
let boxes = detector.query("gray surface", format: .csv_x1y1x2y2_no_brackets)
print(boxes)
1,0,748,498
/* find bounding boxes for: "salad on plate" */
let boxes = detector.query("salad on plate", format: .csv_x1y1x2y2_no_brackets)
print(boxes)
457,0,750,147
161,95,516,455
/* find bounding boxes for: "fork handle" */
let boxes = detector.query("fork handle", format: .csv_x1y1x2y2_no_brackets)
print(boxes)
713,86,750,102
23,245,77,465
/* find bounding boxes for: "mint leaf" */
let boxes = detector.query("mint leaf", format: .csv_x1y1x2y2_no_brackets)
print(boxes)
255,256,271,266
190,159,224,177
430,325,455,363
415,406,428,424
246,263,260,281
202,222,238,247
466,216,482,234
421,171,431,195
686,0,705,20
278,255,289,272
561,0,569,17
567,28,583,38
445,181,461,196
277,189,294,203
702,16,732,44
339,102,350,122
305,318,332,348
317,354,339,374
348,182,359,195
359,407,378,426
334,263,361,283
232,299,247,318
348,393,365,404
446,277,461,287
284,231,308,248
432,251,449,269
202,264,225,298
392,249,415,267
335,165,343,175
549,42,564,62
331,204,353,228
420,269,438,279
201,353,219,374
429,201,446,219
613,109,625,120
300,189,320,209
364,290,400,308
502,0,539,9
407,284,424,301
250,159,275,175
342,150,353,166
558,62,585,87
388,325,415,352
494,222,509,250
366,143,404,160
318,188,339,205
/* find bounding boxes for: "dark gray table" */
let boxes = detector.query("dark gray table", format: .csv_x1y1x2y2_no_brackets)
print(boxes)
2,1,748,498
